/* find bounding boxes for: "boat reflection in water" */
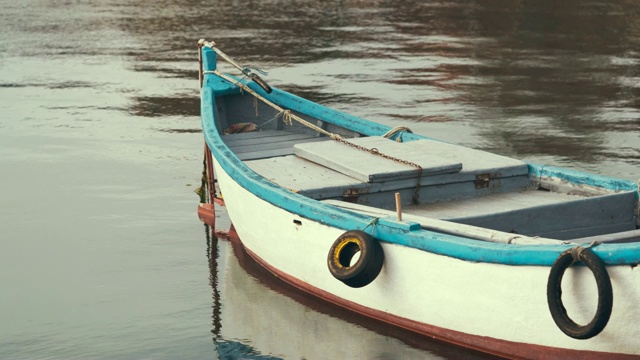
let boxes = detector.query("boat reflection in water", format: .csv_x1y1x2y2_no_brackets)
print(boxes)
205,225,492,360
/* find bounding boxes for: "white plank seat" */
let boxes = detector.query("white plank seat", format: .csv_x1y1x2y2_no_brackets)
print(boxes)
293,136,464,183
245,135,525,204
246,155,368,199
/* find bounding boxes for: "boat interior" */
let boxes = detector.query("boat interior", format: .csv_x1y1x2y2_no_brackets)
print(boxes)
211,91,640,244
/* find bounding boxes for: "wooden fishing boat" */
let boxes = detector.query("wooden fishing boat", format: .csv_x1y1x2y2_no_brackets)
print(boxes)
196,39,640,359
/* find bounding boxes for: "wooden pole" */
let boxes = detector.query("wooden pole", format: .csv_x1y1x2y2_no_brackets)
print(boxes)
395,192,402,221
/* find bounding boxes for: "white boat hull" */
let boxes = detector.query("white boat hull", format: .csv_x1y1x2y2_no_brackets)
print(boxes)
214,158,640,359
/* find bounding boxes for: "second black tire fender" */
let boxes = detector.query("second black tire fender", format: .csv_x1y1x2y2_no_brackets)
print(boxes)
546,246,613,339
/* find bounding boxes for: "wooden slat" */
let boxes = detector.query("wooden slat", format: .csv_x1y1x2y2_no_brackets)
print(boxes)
572,228,640,244
221,130,287,141
541,222,637,241
236,148,298,161
246,156,367,198
411,190,585,220
225,133,316,147
232,137,327,154
221,129,330,161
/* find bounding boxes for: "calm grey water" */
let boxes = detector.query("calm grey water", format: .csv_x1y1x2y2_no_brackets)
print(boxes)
1,1,639,359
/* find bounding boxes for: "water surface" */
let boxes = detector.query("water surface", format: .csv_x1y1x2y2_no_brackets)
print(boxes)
1,0,639,359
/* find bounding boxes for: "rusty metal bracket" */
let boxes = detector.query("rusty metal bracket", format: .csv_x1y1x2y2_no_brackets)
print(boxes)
474,173,491,189
342,188,367,203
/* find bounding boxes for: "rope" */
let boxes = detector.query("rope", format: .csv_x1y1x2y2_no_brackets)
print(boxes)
203,69,342,139
362,217,379,235
382,126,413,142
280,110,293,126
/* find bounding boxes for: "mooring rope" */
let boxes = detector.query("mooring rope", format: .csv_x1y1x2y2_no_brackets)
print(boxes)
382,126,413,142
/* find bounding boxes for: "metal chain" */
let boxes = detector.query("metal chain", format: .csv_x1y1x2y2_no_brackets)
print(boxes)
334,137,423,204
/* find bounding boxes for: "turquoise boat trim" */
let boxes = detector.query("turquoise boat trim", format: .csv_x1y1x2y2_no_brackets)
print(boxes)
200,48,640,266
529,163,639,194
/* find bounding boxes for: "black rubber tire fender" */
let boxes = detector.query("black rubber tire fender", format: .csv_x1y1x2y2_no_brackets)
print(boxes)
546,247,613,339
327,230,384,288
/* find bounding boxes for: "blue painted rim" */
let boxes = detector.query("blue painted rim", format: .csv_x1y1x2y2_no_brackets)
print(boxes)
200,47,640,266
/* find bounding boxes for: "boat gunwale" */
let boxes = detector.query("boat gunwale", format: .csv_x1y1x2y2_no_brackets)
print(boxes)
200,48,640,266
